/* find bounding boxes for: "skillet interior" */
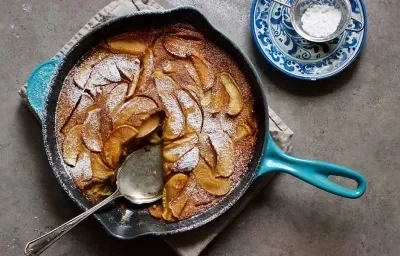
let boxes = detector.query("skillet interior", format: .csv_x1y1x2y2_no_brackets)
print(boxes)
43,7,269,238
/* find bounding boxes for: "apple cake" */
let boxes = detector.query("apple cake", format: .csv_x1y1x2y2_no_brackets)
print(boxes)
56,24,258,222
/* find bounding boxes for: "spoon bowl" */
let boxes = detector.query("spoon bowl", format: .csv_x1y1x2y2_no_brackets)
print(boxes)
117,146,164,204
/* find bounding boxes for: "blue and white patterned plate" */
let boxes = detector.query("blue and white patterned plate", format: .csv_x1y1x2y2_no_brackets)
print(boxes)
250,0,367,80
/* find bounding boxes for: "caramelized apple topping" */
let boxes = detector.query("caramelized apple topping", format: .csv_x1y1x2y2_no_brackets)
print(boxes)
58,25,257,223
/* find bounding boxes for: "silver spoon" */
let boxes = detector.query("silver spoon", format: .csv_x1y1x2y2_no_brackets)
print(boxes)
24,145,164,256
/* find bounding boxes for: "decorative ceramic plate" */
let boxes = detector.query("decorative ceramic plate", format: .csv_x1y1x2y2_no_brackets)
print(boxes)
250,0,367,80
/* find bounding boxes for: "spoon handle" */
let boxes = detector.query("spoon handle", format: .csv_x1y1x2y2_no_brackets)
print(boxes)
24,190,122,256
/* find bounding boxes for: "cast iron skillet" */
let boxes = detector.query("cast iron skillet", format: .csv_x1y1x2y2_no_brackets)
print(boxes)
27,7,367,239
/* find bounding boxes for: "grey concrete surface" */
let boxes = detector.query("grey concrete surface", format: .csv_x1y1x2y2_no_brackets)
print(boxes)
1,0,399,255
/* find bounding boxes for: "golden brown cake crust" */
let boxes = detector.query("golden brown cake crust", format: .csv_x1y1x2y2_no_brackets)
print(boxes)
56,24,258,220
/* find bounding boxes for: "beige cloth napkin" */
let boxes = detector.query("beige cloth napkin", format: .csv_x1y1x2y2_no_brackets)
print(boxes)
19,0,294,255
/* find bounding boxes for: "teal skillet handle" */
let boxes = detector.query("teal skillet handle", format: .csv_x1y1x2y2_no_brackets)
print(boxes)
257,134,367,199
27,58,63,122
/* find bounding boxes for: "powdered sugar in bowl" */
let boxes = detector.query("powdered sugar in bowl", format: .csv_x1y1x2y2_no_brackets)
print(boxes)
290,0,352,43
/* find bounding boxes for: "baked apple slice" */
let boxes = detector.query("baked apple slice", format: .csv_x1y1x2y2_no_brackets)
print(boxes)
162,173,188,221
91,57,122,85
176,90,203,133
85,57,122,89
85,49,111,66
113,96,158,127
164,132,198,148
163,133,198,162
73,49,111,88
63,125,84,167
210,82,229,114
172,147,200,173
105,82,128,115
208,132,234,177
170,29,204,41
71,147,93,190
163,36,196,58
220,72,243,116
148,131,162,145
234,123,253,142
164,146,200,175
169,192,188,218
158,92,185,140
154,71,178,93
201,90,212,107
136,115,160,138
106,38,147,56
113,55,140,98
73,65,91,89
126,113,151,128
184,62,201,87
169,175,196,218
201,111,222,134
198,132,217,169
91,153,115,182
136,48,154,93
219,113,237,138
61,93,95,134
101,125,138,168
94,83,118,105
82,109,103,152
166,24,204,40
113,55,140,81
85,182,114,201
193,158,231,196
190,53,215,91
187,85,204,104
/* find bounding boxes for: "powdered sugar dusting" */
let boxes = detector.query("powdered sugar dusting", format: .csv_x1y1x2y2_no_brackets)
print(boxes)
137,49,154,93
174,147,200,172
191,183,216,206
73,66,91,89
176,90,202,133
113,55,140,82
184,62,201,87
198,132,217,169
159,92,185,138
87,58,121,88
128,97,157,115
64,83,84,107
69,150,93,184
219,113,236,137
201,111,222,133
82,109,103,152
155,75,176,93
61,93,94,134
106,83,128,113
96,57,121,82
164,142,196,162
208,131,234,177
